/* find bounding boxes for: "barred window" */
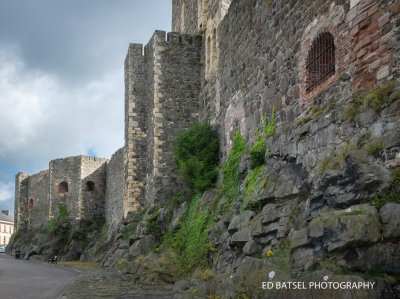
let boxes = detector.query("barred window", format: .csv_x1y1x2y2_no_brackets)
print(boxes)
306,32,335,92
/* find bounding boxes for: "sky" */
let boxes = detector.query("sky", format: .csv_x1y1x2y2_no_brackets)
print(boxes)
0,1,172,214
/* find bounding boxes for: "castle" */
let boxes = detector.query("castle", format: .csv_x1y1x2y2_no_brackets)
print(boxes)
14,0,400,231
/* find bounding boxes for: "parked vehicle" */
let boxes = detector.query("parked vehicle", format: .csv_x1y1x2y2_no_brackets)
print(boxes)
0,246,5,253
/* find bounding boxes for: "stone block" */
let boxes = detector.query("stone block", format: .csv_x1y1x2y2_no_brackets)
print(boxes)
376,65,389,81
379,203,400,239
288,228,309,249
228,211,255,233
378,13,389,28
243,240,261,255
322,204,381,252
230,228,252,247
307,218,324,238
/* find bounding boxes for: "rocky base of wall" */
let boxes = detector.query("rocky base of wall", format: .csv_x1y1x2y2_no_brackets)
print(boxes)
99,90,400,298
6,219,109,263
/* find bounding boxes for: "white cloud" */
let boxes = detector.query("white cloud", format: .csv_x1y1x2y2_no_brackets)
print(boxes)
0,181,14,203
0,46,125,213
0,47,124,170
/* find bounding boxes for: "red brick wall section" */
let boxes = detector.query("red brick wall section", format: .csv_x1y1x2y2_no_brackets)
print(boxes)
54,181,71,196
299,4,351,107
349,0,392,89
299,0,397,107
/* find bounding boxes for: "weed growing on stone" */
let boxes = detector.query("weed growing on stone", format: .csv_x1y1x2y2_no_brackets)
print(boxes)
242,164,266,211
122,223,137,242
311,105,324,118
366,81,396,111
46,204,69,235
360,268,397,284
317,142,358,176
119,258,128,272
365,140,383,155
201,268,215,281
371,192,400,209
370,166,400,208
296,116,312,126
391,167,400,185
344,81,399,120
242,110,275,211
338,209,364,217
264,107,275,138
162,195,214,274
249,108,275,168
249,129,266,168
146,212,162,240
98,223,109,244
344,90,365,121
221,130,246,210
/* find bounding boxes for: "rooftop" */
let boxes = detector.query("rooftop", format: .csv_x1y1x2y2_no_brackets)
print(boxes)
0,212,14,223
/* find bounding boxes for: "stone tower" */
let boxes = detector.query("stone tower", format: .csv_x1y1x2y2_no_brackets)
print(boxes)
124,31,202,216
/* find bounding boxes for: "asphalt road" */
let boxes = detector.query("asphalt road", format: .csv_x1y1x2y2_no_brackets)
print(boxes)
0,253,80,299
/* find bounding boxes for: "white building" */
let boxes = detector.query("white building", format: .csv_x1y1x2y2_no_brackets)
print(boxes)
0,210,14,246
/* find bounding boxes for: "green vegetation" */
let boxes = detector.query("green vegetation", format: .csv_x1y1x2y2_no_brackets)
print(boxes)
70,217,106,246
318,142,358,176
344,90,365,121
146,211,161,240
263,108,275,138
371,192,400,209
344,81,400,120
249,108,275,168
338,209,364,217
296,116,312,126
119,258,128,272
219,109,275,212
45,204,71,252
366,81,398,111
162,195,214,274
46,204,69,234
391,167,400,185
201,269,215,281
370,167,400,208
311,105,324,118
174,122,219,194
122,223,137,242
249,129,266,168
365,140,383,155
242,165,268,211
222,130,246,203
360,268,397,284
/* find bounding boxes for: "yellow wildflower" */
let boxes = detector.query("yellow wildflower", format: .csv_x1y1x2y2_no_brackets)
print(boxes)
266,250,273,257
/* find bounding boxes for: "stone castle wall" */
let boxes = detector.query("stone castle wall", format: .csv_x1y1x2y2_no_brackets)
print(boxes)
49,156,84,221
14,172,29,230
15,155,109,229
124,30,202,215
172,0,198,34
105,147,124,226
80,156,108,219
27,171,49,229
197,0,400,164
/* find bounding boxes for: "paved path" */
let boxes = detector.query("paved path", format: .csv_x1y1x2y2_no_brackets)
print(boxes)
63,268,174,299
0,253,80,299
